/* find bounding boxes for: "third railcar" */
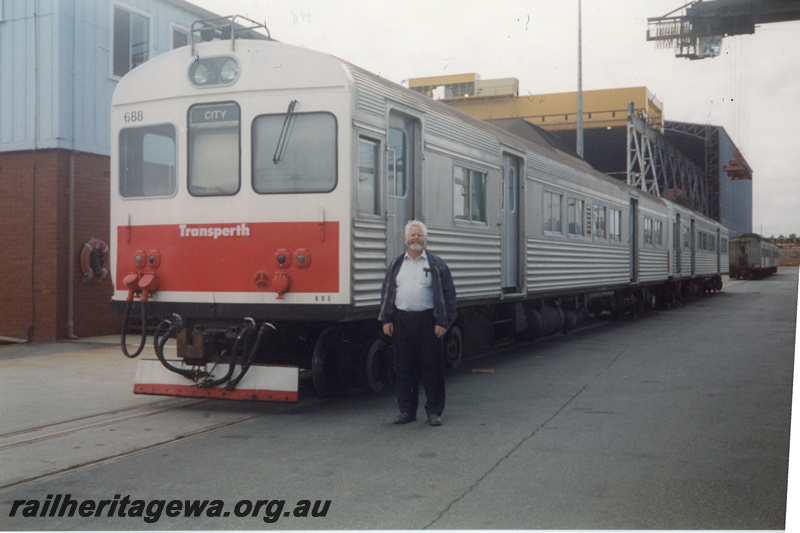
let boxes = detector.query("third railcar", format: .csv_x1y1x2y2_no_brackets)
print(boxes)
729,234,780,279
112,17,731,401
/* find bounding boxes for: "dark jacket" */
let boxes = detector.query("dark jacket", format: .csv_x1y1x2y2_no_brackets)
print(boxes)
379,250,457,329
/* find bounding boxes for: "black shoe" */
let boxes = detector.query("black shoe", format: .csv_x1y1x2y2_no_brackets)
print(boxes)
394,413,416,425
428,414,442,426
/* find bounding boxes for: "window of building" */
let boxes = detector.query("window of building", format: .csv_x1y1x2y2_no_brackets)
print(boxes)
593,204,606,239
119,124,177,198
113,6,150,78
454,166,487,224
189,102,240,196
543,191,562,233
567,197,584,236
172,27,189,49
357,137,380,215
252,111,337,194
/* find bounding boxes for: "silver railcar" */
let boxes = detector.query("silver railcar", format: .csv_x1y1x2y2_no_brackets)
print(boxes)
113,17,730,401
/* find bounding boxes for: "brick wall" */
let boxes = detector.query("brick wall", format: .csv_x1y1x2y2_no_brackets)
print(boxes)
0,149,120,342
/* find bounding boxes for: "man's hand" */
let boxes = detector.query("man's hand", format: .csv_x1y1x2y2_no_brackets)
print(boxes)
382,323,394,337
434,325,447,338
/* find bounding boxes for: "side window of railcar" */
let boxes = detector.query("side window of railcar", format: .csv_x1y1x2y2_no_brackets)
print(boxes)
454,165,488,224
252,112,337,194
683,227,691,250
357,137,380,215
593,204,606,240
644,217,653,246
189,102,240,196
388,128,408,197
654,219,663,247
609,208,622,242
721,237,728,254
542,191,562,234
119,124,177,198
567,197,584,237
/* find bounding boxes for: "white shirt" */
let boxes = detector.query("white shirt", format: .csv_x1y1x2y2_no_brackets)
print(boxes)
394,251,434,312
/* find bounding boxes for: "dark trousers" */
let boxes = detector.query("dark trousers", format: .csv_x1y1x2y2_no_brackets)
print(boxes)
393,309,445,417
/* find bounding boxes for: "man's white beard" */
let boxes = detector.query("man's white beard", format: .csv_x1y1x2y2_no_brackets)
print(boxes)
408,243,423,251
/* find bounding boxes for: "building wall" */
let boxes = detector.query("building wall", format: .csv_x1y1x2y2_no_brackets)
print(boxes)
0,0,223,341
0,0,214,156
441,86,663,131
718,132,753,235
0,149,119,341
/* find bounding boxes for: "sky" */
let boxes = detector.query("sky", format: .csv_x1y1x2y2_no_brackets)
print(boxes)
190,0,800,237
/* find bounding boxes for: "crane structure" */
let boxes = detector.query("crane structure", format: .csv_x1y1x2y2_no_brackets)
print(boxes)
647,0,800,59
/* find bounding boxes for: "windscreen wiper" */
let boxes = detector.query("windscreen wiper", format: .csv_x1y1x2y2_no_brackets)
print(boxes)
273,99,298,164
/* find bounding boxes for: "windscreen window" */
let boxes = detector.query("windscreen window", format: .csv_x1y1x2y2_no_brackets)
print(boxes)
119,124,177,198
188,102,241,196
252,112,337,194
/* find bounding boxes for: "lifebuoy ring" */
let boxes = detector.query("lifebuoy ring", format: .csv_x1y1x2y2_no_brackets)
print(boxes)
80,238,109,282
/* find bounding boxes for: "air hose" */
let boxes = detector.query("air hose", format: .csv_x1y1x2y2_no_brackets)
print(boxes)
198,320,255,388
121,300,148,358
227,322,276,390
152,314,200,381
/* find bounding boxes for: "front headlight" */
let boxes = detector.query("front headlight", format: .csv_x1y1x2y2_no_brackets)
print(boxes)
190,62,212,86
219,58,240,84
188,57,240,88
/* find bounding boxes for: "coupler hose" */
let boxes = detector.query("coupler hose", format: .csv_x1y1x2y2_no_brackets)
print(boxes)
198,320,255,388
121,300,148,358
153,314,201,381
227,322,276,390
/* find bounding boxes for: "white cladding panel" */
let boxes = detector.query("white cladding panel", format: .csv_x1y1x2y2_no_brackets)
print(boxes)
0,0,221,155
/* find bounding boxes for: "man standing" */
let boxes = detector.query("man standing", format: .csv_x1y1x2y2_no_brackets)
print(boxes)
379,220,457,426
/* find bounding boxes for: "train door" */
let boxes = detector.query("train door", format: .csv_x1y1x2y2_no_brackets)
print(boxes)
501,153,522,291
630,198,639,282
674,214,682,274
690,219,696,277
386,112,418,259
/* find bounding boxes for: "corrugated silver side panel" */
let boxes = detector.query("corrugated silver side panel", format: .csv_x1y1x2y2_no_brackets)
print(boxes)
350,69,386,120
639,248,669,282
695,252,718,276
352,219,389,308
427,228,502,300
526,238,629,293
347,63,507,161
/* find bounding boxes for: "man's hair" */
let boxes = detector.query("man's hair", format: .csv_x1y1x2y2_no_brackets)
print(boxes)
404,219,428,239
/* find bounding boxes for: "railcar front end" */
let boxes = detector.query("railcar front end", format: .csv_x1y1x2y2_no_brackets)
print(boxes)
110,24,370,401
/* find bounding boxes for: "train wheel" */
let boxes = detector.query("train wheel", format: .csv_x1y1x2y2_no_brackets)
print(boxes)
444,326,463,370
358,338,389,393
311,327,348,398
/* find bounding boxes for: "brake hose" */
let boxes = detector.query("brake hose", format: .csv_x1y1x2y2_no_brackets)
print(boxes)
121,300,148,358
227,322,276,389
152,314,198,380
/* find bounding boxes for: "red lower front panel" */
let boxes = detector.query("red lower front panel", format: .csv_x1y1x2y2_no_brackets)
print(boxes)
116,221,339,295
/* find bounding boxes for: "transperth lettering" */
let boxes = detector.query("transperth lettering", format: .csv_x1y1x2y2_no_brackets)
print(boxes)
179,223,250,239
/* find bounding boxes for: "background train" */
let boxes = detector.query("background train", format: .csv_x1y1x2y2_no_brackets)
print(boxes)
729,234,780,279
111,17,731,402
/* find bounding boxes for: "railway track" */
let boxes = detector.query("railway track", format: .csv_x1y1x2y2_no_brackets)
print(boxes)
0,394,306,491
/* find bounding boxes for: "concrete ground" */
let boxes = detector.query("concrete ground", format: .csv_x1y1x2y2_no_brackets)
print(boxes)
1,268,797,530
